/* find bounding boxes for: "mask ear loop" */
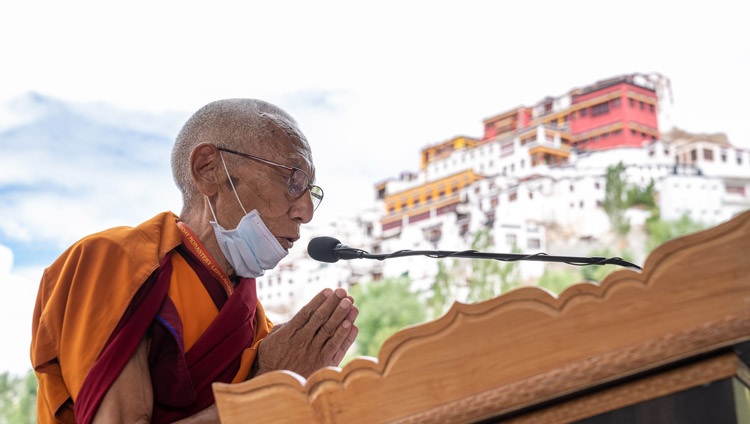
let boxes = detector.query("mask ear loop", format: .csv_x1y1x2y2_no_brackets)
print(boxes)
219,151,249,215
206,195,220,223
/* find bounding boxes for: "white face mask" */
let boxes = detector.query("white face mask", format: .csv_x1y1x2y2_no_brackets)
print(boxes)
209,209,288,278
206,153,289,278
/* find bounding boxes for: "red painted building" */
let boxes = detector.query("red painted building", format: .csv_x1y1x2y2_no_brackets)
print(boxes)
569,75,659,150
482,73,662,153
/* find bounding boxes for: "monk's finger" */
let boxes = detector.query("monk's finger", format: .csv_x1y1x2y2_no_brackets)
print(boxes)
321,319,354,362
301,288,348,335
344,304,359,324
285,288,333,330
331,325,359,366
311,295,353,350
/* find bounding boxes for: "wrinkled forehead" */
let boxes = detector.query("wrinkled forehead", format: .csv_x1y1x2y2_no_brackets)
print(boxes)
258,112,316,178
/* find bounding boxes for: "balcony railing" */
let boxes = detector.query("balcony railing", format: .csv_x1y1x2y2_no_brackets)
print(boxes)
381,192,462,222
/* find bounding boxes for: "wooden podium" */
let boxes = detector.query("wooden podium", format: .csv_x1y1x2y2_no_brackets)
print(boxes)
213,210,750,423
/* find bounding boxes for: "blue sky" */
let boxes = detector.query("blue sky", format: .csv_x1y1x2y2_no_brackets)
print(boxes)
1,0,749,374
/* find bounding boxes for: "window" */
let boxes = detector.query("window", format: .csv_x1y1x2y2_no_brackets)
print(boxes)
506,234,517,247
591,102,610,116
509,192,518,202
528,238,541,249
639,101,645,110
611,98,621,108
580,108,588,117
727,185,746,196
649,104,655,113
629,98,635,107
426,227,442,243
704,149,714,161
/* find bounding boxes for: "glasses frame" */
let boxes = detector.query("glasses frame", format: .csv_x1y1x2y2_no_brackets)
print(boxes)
216,146,323,211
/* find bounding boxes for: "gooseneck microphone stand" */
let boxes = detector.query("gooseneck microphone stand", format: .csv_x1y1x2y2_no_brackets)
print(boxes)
333,247,642,270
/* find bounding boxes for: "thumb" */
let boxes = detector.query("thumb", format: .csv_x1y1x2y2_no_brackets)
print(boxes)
268,323,284,335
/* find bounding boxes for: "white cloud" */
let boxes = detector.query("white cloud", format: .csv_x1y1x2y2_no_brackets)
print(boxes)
0,245,40,375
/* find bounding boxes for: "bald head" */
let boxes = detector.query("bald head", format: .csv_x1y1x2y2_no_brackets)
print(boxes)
171,98,311,207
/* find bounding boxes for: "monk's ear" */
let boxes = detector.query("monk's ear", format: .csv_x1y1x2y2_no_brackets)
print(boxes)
190,143,223,196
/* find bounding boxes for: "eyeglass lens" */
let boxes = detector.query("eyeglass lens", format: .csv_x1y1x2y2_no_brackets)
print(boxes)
289,170,323,210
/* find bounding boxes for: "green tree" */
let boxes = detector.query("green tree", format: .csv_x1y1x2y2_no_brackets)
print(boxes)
349,276,427,358
466,229,520,303
602,162,631,238
627,179,657,210
580,247,635,283
536,268,582,295
0,370,37,424
429,260,455,319
645,213,706,253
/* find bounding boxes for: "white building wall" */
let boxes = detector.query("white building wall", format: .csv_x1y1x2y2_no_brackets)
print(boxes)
658,175,726,224
260,136,750,321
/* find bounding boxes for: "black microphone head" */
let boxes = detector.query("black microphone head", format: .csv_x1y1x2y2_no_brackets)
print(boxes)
307,236,341,263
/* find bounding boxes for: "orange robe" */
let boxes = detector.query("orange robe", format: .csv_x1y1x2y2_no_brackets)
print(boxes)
31,212,273,423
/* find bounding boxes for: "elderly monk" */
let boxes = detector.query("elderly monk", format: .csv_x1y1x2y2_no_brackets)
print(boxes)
31,99,359,423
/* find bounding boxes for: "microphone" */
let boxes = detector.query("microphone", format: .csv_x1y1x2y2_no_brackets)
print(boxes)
307,236,642,270
307,236,368,262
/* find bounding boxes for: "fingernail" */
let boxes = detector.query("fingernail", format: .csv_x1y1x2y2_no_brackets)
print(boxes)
323,288,333,298
342,320,351,329
335,288,346,298
339,298,352,309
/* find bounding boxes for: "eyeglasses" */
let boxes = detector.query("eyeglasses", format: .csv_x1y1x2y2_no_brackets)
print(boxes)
216,147,324,211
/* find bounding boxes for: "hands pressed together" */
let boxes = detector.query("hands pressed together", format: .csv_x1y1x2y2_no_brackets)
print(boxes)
254,287,359,378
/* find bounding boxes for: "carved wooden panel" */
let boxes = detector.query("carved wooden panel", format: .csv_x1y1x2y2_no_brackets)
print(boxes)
214,210,750,423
